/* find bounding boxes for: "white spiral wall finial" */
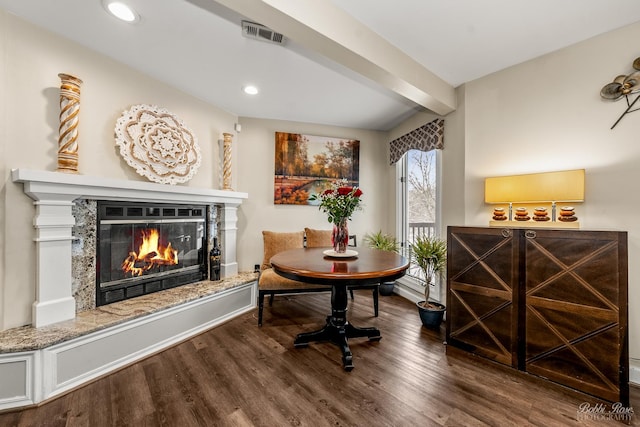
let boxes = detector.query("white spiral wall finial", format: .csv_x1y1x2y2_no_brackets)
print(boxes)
57,73,83,173
222,132,233,190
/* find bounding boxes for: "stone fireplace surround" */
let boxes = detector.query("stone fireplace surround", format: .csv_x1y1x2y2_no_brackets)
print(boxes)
0,169,255,411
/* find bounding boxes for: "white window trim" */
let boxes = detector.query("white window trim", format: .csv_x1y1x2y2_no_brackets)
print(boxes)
394,149,443,303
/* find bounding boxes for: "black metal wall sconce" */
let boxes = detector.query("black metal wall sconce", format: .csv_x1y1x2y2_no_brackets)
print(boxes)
600,57,640,129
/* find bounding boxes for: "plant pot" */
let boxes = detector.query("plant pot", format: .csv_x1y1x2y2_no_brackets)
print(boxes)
379,281,395,296
416,301,445,329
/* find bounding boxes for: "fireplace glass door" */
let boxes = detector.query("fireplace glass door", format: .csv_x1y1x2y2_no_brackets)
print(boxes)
97,202,207,306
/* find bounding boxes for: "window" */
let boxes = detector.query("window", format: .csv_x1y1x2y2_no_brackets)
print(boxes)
396,149,442,298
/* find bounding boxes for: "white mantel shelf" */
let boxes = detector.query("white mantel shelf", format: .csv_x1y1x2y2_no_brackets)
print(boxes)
11,168,248,205
11,168,248,328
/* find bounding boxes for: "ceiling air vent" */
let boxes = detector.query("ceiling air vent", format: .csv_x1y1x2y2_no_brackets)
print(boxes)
241,21,286,45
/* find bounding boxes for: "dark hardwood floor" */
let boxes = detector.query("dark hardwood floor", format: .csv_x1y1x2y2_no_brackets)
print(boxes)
1,291,637,426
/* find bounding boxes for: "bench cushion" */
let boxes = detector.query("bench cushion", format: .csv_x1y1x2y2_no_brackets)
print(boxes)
258,268,330,290
304,228,333,248
261,230,304,271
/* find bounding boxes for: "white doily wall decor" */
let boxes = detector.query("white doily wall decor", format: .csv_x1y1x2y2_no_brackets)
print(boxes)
115,104,201,185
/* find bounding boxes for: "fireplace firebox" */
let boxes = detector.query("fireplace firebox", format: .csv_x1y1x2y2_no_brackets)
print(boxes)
97,201,208,306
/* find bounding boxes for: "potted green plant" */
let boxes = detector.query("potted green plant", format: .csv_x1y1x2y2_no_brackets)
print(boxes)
363,230,400,296
410,235,447,329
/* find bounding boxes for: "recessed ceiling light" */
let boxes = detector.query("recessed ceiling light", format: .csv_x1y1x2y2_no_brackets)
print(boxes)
104,1,139,23
243,85,259,95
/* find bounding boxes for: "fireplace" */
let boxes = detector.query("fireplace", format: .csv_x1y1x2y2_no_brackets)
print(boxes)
97,201,208,306
13,168,247,327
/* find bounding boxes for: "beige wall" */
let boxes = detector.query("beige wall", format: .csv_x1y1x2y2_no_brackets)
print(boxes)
0,12,237,329
0,11,7,334
3,7,638,368
0,11,395,330
235,117,393,272
461,21,640,360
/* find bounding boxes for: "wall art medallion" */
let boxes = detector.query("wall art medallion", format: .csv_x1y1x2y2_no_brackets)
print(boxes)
115,104,201,185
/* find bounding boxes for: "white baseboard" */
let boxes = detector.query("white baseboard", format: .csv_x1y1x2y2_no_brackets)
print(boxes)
629,359,640,386
393,282,422,303
0,352,38,410
0,281,256,411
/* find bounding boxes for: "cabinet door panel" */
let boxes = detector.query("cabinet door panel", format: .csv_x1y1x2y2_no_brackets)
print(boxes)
447,227,519,367
524,229,627,403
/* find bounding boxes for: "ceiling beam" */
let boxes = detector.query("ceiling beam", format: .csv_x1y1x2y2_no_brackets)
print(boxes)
208,0,456,115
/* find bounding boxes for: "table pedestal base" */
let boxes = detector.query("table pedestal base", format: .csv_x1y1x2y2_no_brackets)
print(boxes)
294,317,381,371
294,284,381,371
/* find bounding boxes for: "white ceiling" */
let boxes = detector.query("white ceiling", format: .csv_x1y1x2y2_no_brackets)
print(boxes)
2,0,640,131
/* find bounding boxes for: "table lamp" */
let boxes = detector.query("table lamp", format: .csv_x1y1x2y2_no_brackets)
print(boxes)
485,169,585,227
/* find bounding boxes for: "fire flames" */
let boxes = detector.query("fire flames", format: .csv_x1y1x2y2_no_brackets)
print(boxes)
122,229,179,276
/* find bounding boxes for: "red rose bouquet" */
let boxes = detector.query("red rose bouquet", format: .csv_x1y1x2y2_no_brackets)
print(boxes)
311,179,363,225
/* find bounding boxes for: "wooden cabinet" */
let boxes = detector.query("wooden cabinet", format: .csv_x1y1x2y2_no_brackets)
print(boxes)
446,226,628,405
446,227,520,368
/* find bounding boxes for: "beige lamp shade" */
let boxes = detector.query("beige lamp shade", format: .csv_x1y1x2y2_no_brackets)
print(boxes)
485,169,585,203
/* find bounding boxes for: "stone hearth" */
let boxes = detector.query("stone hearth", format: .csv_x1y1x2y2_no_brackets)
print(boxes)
0,272,257,354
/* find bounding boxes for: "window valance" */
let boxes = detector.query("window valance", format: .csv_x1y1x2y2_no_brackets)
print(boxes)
389,118,444,164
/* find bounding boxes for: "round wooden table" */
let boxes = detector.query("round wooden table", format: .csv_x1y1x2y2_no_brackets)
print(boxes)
270,247,409,370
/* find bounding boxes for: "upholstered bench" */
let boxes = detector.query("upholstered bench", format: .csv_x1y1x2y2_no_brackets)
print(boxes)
257,229,379,326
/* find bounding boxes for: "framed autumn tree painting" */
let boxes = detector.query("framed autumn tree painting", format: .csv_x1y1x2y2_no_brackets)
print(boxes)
274,132,360,205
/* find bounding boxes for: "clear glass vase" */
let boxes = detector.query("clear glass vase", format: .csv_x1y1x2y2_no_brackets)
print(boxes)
332,217,349,253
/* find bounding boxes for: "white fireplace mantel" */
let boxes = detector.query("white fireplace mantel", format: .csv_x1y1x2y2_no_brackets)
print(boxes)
11,168,248,328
